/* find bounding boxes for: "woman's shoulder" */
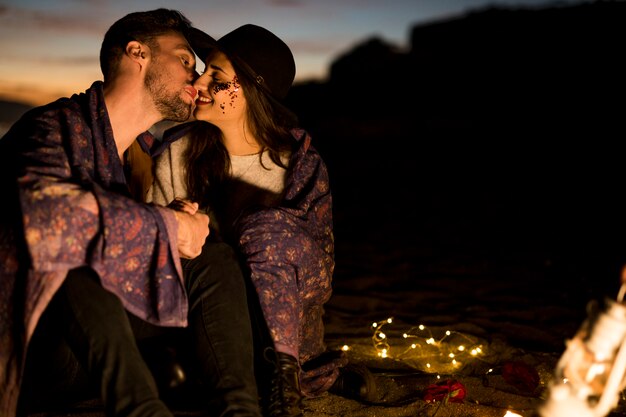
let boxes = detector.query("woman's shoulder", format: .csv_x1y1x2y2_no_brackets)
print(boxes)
290,127,309,142
289,128,326,161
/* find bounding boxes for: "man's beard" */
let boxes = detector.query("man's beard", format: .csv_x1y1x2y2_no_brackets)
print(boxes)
145,65,192,122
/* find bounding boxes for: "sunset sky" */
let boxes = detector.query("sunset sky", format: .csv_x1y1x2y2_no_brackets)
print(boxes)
1,0,583,106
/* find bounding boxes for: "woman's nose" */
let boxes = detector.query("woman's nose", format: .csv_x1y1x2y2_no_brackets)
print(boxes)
193,72,209,89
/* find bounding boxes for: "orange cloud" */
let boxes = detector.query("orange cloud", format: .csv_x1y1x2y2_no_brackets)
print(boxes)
0,4,108,34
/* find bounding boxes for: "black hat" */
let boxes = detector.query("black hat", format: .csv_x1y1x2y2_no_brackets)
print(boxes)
188,24,296,100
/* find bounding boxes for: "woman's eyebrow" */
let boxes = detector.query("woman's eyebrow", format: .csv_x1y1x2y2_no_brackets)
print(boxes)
208,64,230,76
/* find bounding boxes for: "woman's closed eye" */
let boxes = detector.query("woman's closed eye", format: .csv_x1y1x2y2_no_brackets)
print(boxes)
212,80,234,94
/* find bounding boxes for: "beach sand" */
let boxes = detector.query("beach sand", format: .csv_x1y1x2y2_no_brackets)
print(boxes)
24,170,626,417
25,236,626,417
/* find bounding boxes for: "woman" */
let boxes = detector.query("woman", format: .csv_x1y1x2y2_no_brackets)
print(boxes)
148,24,374,415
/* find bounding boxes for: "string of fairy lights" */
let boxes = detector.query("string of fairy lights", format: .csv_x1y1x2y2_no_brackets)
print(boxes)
341,317,487,375
338,317,524,416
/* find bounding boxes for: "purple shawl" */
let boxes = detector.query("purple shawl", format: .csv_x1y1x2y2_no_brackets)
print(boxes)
235,129,346,396
0,82,186,416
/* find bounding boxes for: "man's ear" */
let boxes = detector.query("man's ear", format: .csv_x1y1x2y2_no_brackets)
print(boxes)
126,40,147,67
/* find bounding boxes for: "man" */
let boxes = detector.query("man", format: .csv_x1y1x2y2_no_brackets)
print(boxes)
0,9,261,417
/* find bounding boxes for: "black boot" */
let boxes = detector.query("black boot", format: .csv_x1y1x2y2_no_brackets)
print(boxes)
263,348,303,417
329,363,377,402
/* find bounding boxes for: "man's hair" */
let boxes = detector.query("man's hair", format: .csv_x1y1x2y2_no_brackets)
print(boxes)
99,8,192,81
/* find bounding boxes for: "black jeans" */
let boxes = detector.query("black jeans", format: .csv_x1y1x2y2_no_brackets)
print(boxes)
178,242,260,416
18,242,260,417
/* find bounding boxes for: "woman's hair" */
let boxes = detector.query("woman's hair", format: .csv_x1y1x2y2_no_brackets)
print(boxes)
184,51,298,209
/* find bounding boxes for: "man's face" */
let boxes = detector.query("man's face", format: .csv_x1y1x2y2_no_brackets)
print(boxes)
145,33,198,122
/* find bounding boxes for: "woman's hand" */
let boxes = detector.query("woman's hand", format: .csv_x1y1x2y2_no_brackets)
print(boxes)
168,198,199,215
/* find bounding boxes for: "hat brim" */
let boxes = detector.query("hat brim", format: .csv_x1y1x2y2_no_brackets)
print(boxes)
186,27,218,62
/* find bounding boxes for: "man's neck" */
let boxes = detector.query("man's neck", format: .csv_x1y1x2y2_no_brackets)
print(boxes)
103,82,160,160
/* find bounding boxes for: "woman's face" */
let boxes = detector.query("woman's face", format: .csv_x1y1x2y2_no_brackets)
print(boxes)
193,50,246,127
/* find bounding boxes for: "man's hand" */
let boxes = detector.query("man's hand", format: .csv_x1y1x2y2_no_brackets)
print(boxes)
169,199,209,259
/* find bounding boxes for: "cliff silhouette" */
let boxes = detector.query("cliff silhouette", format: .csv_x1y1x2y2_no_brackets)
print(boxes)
285,0,626,296
288,0,624,134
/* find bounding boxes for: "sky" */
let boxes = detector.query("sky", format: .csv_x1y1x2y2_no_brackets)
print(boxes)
0,0,586,106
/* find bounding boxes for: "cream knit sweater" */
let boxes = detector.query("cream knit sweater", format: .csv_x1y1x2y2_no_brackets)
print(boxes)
148,135,289,237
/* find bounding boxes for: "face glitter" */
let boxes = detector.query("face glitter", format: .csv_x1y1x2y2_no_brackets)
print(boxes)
212,76,240,96
212,76,240,114
212,81,231,95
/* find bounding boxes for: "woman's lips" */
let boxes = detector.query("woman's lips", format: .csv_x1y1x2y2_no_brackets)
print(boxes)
196,94,213,105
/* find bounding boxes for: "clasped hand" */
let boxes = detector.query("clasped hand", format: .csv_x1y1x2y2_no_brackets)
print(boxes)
168,198,209,259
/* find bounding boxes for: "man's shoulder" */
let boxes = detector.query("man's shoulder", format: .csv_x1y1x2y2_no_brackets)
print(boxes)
1,89,95,148
13,87,94,130
23,97,76,119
